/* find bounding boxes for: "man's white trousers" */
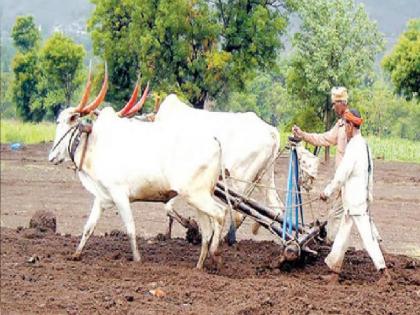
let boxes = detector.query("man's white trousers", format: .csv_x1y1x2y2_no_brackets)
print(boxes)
325,213,386,272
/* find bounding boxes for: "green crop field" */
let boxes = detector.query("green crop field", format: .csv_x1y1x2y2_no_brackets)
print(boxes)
1,119,55,144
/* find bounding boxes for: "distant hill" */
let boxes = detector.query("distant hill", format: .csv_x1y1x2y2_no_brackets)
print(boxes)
0,0,93,38
356,0,420,50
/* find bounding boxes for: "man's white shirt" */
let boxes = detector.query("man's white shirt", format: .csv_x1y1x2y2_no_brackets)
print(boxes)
324,133,373,215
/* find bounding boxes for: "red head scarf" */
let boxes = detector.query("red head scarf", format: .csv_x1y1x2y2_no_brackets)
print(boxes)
343,110,363,126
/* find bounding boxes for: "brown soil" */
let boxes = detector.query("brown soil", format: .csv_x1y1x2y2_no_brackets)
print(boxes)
1,143,420,314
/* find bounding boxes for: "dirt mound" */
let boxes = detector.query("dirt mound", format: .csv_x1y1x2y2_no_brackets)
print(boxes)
29,210,57,233
1,227,419,314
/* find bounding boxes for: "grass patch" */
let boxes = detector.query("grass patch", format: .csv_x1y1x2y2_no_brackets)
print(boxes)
366,136,420,163
0,119,55,144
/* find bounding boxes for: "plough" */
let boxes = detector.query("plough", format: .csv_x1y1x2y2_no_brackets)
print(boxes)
170,137,327,264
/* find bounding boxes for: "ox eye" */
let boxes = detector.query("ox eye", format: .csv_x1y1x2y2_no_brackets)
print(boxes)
69,114,79,123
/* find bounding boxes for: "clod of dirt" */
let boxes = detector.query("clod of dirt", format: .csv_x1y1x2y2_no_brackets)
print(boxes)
27,255,40,264
109,230,127,238
29,210,57,233
22,228,46,239
404,261,416,269
149,288,166,298
155,233,167,242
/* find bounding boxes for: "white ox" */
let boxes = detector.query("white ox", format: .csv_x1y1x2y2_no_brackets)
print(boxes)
150,94,284,239
48,70,226,269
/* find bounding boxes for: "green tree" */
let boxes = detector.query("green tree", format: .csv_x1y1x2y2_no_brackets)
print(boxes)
216,70,299,128
11,16,41,53
353,80,420,141
287,0,384,132
0,72,15,118
286,0,384,159
40,33,86,108
382,19,420,100
12,51,45,121
10,16,43,121
88,0,293,108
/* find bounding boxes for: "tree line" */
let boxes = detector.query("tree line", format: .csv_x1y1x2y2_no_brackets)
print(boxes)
1,0,419,140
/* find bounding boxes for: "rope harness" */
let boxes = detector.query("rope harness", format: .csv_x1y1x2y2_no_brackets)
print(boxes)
51,121,92,171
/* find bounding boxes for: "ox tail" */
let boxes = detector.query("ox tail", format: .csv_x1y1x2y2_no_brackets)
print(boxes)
213,137,237,246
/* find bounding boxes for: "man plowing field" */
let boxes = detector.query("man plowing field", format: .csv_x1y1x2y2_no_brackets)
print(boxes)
320,109,391,284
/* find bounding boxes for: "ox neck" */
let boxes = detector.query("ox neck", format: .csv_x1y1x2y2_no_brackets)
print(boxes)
68,123,92,172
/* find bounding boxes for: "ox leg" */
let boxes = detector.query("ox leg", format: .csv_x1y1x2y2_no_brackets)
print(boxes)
74,198,103,259
209,204,226,269
195,212,213,269
164,197,177,239
190,196,226,270
111,192,141,262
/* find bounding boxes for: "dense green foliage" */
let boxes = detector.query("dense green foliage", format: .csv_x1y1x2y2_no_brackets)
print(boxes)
286,0,384,131
39,33,85,114
382,19,420,99
11,16,41,52
11,17,43,122
8,16,86,121
12,51,45,121
2,1,419,160
353,80,420,141
88,0,293,108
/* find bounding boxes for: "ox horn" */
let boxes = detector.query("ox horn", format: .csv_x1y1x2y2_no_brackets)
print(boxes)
117,79,141,117
125,81,150,117
81,62,108,114
74,60,92,113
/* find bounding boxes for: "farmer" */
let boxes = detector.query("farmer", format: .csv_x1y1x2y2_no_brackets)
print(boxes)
319,109,390,284
292,87,383,244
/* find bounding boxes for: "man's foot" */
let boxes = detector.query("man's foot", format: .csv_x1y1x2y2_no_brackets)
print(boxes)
320,273,340,285
377,268,391,285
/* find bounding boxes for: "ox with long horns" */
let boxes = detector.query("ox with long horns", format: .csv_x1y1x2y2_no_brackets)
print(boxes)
49,65,227,269
118,88,284,243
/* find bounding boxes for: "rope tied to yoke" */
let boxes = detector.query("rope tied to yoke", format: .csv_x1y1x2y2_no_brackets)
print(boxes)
225,146,288,231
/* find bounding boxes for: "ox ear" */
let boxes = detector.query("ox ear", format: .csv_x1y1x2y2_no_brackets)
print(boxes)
68,112,80,124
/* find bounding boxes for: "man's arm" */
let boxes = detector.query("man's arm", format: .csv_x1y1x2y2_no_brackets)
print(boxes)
293,122,340,147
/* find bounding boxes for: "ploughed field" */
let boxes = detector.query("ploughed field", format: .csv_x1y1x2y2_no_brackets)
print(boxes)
1,143,419,314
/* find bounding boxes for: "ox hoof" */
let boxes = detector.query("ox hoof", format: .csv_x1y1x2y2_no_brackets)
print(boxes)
133,254,141,262
320,273,340,285
156,233,169,242
210,253,223,271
